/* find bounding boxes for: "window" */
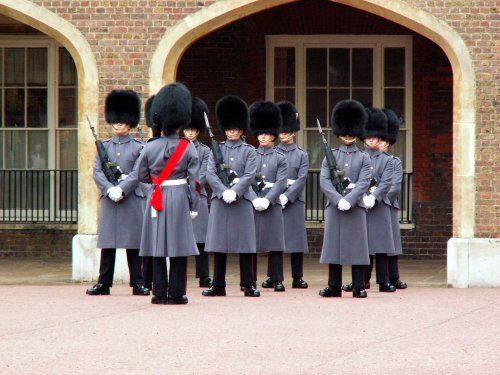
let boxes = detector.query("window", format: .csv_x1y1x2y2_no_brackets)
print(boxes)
0,37,78,222
266,35,413,221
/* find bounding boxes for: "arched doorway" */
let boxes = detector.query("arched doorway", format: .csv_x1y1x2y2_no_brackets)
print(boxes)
150,0,478,286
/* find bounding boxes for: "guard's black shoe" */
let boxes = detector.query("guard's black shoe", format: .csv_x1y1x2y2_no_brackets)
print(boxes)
151,295,168,304
199,277,212,288
202,286,226,297
86,284,110,295
353,288,367,298
144,281,153,290
342,283,354,292
365,282,371,290
242,286,261,297
241,282,257,291
379,283,396,292
292,278,308,289
392,279,408,289
168,295,188,305
261,278,274,288
132,284,150,296
274,282,285,292
319,286,341,297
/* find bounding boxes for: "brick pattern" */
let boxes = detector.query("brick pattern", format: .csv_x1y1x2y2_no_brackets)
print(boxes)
0,230,76,257
0,0,493,256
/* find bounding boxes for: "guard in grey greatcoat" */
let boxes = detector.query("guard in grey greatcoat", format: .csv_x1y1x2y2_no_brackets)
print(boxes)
86,89,150,297
248,101,288,292
137,82,200,305
381,108,407,290
319,99,371,298
276,101,309,289
182,97,212,288
361,107,396,293
202,95,260,298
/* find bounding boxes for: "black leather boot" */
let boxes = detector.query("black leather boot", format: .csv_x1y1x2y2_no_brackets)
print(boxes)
379,283,396,292
86,284,110,295
132,284,150,296
168,295,188,305
202,286,226,297
199,277,212,288
353,288,367,298
151,295,168,304
242,285,261,297
319,286,341,297
261,278,273,288
274,282,285,292
292,278,308,289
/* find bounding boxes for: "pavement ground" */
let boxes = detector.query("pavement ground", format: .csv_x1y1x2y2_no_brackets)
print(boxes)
0,256,499,375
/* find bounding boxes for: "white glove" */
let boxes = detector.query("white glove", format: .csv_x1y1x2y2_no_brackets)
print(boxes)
252,198,262,210
337,198,351,211
190,211,198,220
231,177,240,186
107,186,124,202
222,189,237,204
363,194,376,209
118,174,128,182
279,194,288,208
260,198,270,210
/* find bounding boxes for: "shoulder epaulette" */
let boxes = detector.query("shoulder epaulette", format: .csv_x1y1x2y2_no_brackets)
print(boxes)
198,142,210,150
243,143,255,149
275,149,285,156
147,137,159,143
133,138,144,144
102,138,111,143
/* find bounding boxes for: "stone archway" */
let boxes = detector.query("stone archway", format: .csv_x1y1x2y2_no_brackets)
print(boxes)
0,0,99,235
150,0,487,286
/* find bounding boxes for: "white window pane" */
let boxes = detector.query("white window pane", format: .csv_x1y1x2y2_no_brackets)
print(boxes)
5,130,26,168
58,130,77,169
28,131,48,169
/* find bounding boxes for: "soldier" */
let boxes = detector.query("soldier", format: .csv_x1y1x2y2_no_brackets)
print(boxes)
361,108,396,293
381,108,407,290
137,82,200,305
319,99,371,298
86,89,150,297
182,97,212,288
275,101,309,289
202,95,260,297
248,101,288,292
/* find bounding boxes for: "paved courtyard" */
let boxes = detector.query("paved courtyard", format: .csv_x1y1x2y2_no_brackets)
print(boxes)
0,256,498,374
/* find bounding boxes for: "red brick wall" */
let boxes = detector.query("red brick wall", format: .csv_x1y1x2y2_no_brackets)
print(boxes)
177,2,453,259
0,229,76,257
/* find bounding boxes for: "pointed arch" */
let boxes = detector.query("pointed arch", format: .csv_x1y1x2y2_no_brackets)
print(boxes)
150,0,475,238
0,0,99,233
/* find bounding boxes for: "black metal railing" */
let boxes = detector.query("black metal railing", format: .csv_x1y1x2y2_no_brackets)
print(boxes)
305,171,413,224
0,169,78,223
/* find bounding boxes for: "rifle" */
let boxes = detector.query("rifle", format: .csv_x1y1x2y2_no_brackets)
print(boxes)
204,112,236,187
86,113,122,185
317,118,347,196
252,172,266,197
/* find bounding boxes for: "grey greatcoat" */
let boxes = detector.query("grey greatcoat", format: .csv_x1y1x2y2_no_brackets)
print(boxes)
94,134,146,249
276,142,309,253
248,146,287,252
365,149,396,255
205,139,257,254
192,140,210,244
137,135,199,258
387,155,403,255
319,143,371,265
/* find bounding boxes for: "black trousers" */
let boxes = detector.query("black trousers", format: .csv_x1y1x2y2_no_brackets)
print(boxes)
365,253,390,284
328,264,365,289
212,252,254,288
97,248,144,287
290,252,304,279
142,256,153,286
266,251,284,282
195,243,210,279
388,255,400,282
152,256,187,298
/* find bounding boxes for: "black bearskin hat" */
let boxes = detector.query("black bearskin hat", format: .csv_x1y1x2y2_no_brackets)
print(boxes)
144,95,155,128
183,97,208,133
105,89,141,128
151,82,192,136
215,95,248,132
382,108,400,145
277,101,300,133
363,107,388,140
249,101,282,138
330,99,366,138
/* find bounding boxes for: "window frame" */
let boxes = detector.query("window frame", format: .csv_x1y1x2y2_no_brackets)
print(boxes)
265,35,413,173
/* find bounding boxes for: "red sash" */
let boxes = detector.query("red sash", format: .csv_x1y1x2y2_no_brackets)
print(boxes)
150,138,189,211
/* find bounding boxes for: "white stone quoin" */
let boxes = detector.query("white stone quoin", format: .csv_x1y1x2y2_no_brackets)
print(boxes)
72,234,130,283
447,238,500,288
